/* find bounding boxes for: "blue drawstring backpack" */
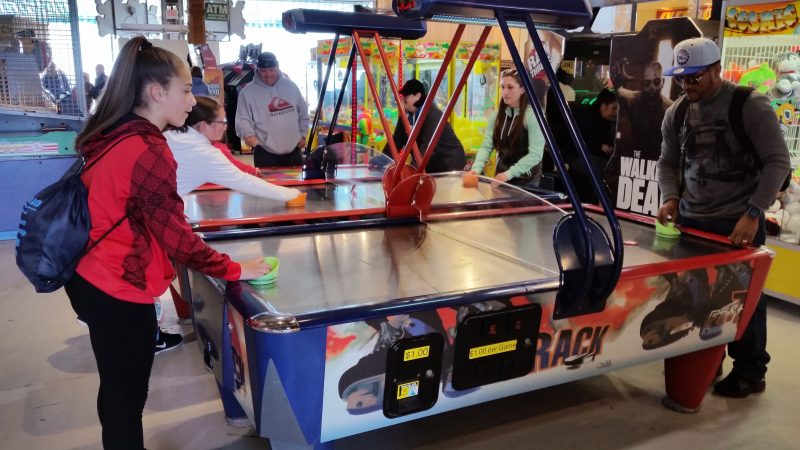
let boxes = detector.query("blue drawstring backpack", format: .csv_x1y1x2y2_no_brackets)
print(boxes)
16,142,126,293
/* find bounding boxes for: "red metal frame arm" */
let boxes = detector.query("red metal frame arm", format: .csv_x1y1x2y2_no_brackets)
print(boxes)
351,48,357,145
393,24,466,188
419,26,491,172
353,30,401,161
374,32,428,167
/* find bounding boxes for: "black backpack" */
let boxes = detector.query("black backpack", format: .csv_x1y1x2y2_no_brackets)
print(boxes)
673,86,791,190
16,142,127,293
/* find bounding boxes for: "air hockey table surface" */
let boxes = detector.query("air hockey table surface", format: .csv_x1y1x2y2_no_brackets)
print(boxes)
188,189,772,449
183,173,562,230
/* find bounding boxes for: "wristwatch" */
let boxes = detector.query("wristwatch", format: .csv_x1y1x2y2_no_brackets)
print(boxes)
745,206,762,219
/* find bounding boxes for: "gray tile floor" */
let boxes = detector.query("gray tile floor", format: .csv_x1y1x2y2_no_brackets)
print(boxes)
2,237,800,450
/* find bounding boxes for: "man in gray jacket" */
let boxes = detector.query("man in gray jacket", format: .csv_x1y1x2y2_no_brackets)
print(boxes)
657,38,790,400
236,52,309,167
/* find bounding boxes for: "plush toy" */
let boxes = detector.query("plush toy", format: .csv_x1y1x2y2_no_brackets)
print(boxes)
776,52,800,83
770,52,800,102
738,62,776,95
356,108,373,146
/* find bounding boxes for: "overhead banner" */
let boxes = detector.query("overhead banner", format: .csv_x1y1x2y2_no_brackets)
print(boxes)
606,18,703,217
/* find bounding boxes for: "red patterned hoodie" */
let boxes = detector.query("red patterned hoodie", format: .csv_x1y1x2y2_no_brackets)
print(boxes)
76,114,241,303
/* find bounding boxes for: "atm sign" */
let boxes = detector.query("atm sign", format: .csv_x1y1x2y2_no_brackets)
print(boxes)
469,340,517,360
403,345,430,361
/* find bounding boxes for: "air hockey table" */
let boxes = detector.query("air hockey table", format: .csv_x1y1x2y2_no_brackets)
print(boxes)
186,173,772,450
184,1,774,448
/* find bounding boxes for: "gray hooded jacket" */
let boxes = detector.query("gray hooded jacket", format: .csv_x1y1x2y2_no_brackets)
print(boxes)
235,74,309,155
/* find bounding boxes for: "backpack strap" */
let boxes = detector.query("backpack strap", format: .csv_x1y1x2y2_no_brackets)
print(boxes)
672,94,690,141
728,86,757,167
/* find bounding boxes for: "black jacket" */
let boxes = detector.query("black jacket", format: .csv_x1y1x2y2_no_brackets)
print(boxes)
390,105,467,173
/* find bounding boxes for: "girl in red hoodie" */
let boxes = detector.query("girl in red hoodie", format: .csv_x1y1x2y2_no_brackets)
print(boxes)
65,36,270,449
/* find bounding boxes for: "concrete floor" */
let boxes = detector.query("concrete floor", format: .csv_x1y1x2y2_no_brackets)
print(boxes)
2,237,799,450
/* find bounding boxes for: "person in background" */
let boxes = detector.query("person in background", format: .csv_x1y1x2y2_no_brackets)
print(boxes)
389,79,467,173
83,71,94,112
165,96,301,199
657,37,790,400
190,66,210,97
566,88,618,203
42,62,70,102
66,36,271,448
92,63,107,100
470,68,546,187
235,51,309,168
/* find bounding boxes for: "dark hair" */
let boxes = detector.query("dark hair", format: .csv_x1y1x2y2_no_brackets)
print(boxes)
492,69,529,151
400,79,427,107
76,36,186,149
191,66,203,78
173,96,222,133
595,88,617,108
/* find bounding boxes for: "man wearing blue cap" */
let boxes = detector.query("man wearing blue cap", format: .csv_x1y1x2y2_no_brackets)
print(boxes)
236,52,309,167
657,37,790,399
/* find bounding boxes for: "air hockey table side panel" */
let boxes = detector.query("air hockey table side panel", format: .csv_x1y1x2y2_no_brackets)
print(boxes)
208,249,771,445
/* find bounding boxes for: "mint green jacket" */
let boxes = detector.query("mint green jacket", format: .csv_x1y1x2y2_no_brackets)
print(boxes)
472,106,545,181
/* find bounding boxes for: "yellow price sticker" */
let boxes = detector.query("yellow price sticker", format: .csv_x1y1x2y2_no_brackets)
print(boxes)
468,339,517,360
396,380,420,400
403,345,430,362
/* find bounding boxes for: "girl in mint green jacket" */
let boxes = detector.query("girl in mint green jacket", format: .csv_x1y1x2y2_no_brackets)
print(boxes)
470,69,545,187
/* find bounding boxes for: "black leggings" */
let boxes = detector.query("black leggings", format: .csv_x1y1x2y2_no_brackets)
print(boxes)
65,273,157,449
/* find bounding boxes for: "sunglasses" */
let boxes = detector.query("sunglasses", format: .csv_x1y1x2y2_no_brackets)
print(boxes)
675,69,708,86
209,119,227,125
501,69,519,76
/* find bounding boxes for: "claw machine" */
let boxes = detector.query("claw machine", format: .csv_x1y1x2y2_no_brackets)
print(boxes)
402,40,501,158
720,0,800,305
315,37,402,150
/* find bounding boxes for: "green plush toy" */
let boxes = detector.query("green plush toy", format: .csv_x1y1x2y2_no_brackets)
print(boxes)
738,62,776,95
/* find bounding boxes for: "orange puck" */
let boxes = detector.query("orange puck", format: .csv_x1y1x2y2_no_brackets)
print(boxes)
286,192,307,207
462,173,478,188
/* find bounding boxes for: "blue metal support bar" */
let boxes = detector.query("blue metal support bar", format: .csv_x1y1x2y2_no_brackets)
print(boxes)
325,44,357,145
495,11,594,303
305,33,340,155
524,15,623,302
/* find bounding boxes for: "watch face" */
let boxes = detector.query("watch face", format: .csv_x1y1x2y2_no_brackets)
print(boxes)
747,207,760,218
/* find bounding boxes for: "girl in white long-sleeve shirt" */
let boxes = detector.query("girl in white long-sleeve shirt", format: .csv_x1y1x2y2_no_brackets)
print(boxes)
165,96,301,200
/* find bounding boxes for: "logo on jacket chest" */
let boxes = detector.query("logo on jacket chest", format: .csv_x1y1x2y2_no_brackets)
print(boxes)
268,96,294,114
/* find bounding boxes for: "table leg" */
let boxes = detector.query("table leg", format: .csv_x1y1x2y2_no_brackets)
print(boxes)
662,344,725,413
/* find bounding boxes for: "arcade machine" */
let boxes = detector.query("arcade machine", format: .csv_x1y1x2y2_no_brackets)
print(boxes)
561,35,612,106
719,0,800,306
0,4,86,239
220,43,261,153
185,3,774,449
